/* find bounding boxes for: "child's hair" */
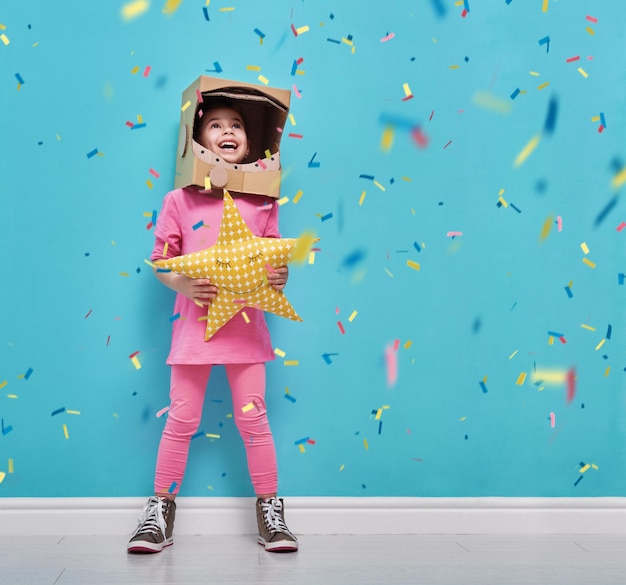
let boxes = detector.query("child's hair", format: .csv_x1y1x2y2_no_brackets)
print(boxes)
194,100,254,162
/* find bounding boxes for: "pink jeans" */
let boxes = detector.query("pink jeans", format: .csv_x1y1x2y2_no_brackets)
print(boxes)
154,363,278,496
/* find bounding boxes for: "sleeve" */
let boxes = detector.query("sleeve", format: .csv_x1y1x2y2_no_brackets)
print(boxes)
151,192,182,261
262,198,281,239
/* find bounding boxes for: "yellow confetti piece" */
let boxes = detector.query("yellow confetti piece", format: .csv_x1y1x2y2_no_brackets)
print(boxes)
0,23,6,30
162,0,183,14
7,395,18,399
359,191,366,206
380,125,394,151
509,350,519,359
529,71,541,77
131,66,140,75
258,75,269,85
241,311,250,324
205,433,221,439
516,372,527,385
449,65,460,70
384,268,394,278
580,464,591,473
533,369,567,384
348,310,358,322
181,99,192,112
144,259,156,269
581,324,596,331
402,82,412,97
373,180,386,192
8,459,14,473
375,409,383,420
66,410,81,415
514,134,541,167
0,472,5,484
298,444,306,453
0,33,9,46
0,381,6,389
580,242,590,254
582,257,596,269
339,464,345,472
162,242,169,257
219,6,235,11
548,336,555,346
363,439,369,450
121,0,150,21
498,196,508,207
246,65,261,71
131,356,141,369
62,424,69,440
542,0,548,12
293,190,303,204
241,402,255,413
289,114,296,126
406,260,421,271
604,367,611,377
612,167,626,189
120,272,130,277
308,251,316,265
595,338,606,350
274,348,286,358
291,230,317,264
277,196,289,206
404,340,413,349
586,26,595,35
577,68,589,78
539,214,554,241
537,82,550,90
146,179,153,189
591,116,601,123
284,360,299,366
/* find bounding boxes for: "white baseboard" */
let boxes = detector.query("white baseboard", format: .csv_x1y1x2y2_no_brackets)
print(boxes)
1,497,626,536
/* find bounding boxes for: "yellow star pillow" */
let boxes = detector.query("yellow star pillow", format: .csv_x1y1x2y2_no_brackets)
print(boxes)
155,190,302,341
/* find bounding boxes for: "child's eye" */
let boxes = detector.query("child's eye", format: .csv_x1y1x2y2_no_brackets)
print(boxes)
247,252,263,264
210,123,220,129
215,259,230,268
233,123,241,129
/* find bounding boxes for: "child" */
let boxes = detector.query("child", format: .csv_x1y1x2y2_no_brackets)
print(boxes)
127,102,298,554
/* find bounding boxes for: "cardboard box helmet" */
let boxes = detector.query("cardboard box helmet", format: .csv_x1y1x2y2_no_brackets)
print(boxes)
176,76,291,198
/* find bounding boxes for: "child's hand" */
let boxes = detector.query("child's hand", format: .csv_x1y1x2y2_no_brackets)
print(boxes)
267,265,289,291
156,271,218,305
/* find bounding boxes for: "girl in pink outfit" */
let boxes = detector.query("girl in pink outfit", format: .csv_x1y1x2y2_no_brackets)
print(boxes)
128,104,298,554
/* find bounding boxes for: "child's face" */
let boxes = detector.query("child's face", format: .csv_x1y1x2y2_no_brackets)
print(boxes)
198,106,249,164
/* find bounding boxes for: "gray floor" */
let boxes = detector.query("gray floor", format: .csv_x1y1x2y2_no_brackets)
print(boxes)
2,534,626,585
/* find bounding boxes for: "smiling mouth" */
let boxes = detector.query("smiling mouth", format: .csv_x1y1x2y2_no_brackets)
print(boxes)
219,141,238,150
222,284,262,295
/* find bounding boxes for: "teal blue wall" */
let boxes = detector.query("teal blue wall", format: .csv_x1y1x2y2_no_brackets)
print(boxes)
1,1,624,498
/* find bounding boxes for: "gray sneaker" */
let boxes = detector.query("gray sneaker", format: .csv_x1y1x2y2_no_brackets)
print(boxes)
127,496,176,553
256,497,299,552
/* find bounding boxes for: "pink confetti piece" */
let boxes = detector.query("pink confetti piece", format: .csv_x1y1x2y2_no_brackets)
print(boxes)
156,406,170,418
337,321,346,334
292,84,302,98
585,15,598,23
616,222,626,232
447,231,463,237
380,32,395,42
149,168,160,178
566,56,580,63
385,344,398,388
550,412,556,428
557,216,563,232
143,66,151,77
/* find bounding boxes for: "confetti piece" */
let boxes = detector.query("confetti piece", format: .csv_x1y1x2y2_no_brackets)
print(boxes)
516,372,527,385
86,148,99,159
206,61,222,73
363,439,369,450
406,260,421,271
586,26,595,36
284,393,296,403
242,402,255,413
385,344,398,387
612,168,626,189
580,242,590,254
192,220,204,230
121,0,150,21
8,459,13,473
380,32,395,42
205,433,221,439
538,35,550,53
62,424,69,439
542,0,548,12
348,310,358,322
0,472,5,484
380,126,394,151
550,412,556,428
168,481,178,493
51,408,66,417
274,348,286,358
566,56,580,63
582,258,596,268
543,96,558,135
479,381,488,393
143,65,152,77
219,7,235,12
566,368,576,403
156,407,169,418
510,88,520,99
537,82,550,91
241,311,250,324
337,321,346,334
595,339,606,351
322,353,338,364
0,34,9,46
254,28,265,39
577,68,589,78
284,360,299,366
308,152,320,168
181,100,192,112
24,368,34,380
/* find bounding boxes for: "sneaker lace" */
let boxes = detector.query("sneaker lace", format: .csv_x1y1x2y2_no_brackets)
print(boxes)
260,499,295,538
132,496,167,538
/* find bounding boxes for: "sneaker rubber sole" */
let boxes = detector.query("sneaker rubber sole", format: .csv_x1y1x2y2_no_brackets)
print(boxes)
258,536,299,552
127,537,173,554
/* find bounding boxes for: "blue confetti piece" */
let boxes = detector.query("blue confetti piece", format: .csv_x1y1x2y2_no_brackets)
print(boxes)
290,60,298,76
510,88,520,100
24,367,34,380
413,242,421,253
429,0,447,16
479,381,488,394
284,393,296,403
463,0,470,12
294,437,309,445
543,96,558,135
326,38,341,44
86,148,99,159
308,152,320,168
151,210,157,225
51,407,66,417
600,112,606,128
378,421,383,435
1,419,13,436
322,352,338,364
359,174,376,181
15,73,25,84
254,28,265,39
547,331,564,337
594,196,618,227
156,268,172,273
505,0,513,4
131,123,147,130
564,286,573,298
321,213,333,222
510,204,522,213
191,431,204,440
341,248,366,269
202,6,210,20
206,61,222,73
168,481,178,493
538,35,550,53
169,313,181,323
606,324,612,339
192,220,204,230
574,476,583,487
